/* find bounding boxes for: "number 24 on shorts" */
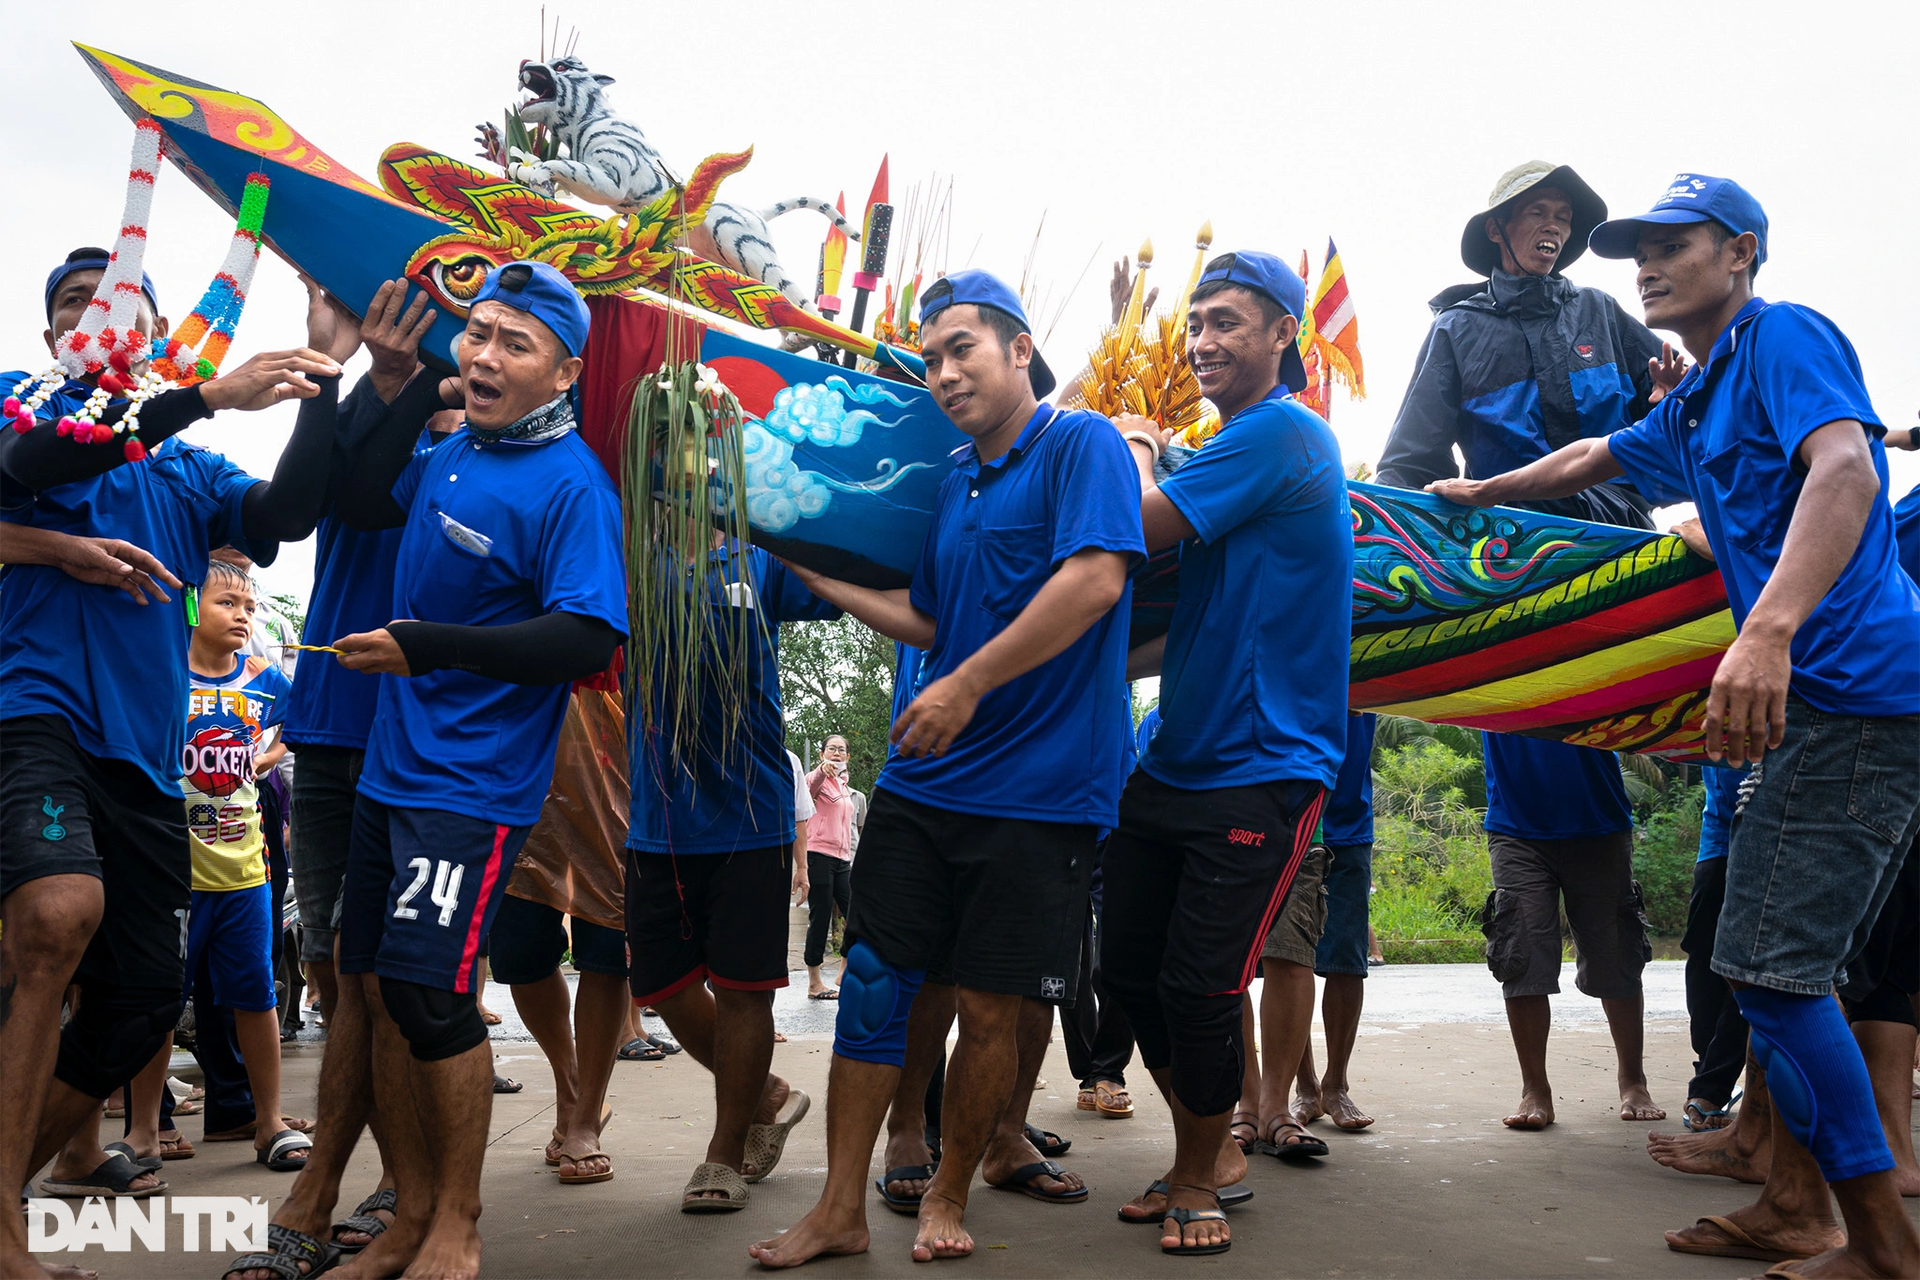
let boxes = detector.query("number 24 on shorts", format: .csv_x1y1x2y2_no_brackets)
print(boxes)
394,858,465,927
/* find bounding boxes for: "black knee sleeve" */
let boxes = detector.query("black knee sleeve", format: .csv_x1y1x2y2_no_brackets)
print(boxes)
1163,984,1245,1117
55,983,181,1099
1842,982,1920,1029
379,976,487,1061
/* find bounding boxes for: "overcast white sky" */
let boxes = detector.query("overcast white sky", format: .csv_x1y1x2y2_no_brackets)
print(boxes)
9,0,1917,601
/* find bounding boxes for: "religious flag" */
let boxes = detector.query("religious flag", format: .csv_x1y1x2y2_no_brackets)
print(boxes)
1309,238,1365,398
1294,251,1332,419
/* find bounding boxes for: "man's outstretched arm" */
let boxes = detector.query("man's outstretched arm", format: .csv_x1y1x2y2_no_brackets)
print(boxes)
1425,437,1625,508
777,562,937,650
0,525,182,606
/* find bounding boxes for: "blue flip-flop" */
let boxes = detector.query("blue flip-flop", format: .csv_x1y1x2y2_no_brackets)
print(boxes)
873,1162,937,1214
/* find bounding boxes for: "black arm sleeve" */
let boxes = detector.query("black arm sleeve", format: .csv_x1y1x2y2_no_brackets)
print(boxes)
1374,324,1463,491
335,372,450,531
387,612,622,685
239,375,342,543
0,385,211,490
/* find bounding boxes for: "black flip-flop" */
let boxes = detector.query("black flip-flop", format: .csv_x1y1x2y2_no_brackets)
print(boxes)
104,1141,163,1172
1024,1123,1070,1158
618,1037,664,1062
873,1163,937,1214
36,1152,164,1199
257,1129,313,1173
1257,1119,1329,1160
1119,1180,1251,1223
807,989,840,1000
988,1159,1087,1203
493,1074,523,1093
654,1036,682,1055
1161,1205,1231,1257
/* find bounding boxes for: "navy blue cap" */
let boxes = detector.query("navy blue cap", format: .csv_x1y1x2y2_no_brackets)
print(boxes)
918,269,1056,397
471,260,591,357
1587,174,1769,267
44,250,158,323
1194,251,1310,394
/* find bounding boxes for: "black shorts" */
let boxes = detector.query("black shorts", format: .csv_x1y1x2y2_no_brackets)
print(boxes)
287,744,363,963
1839,832,1918,1023
336,796,531,993
625,846,790,1005
1,714,190,990
846,788,1094,1002
489,891,629,984
1103,770,1325,1001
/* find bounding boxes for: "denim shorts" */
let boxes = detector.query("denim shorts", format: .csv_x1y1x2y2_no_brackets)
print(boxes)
1315,842,1374,978
1712,696,1920,996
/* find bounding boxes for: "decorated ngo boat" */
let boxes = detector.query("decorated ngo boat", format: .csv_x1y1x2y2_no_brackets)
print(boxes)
72,44,1732,760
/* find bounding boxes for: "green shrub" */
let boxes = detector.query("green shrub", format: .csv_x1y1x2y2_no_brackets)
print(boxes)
1382,937,1486,964
1633,782,1703,935
1368,739,1493,959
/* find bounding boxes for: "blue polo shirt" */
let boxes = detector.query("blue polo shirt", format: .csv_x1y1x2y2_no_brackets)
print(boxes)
1142,388,1351,791
1697,765,1748,863
1483,734,1631,839
284,386,441,751
357,427,628,827
627,543,838,853
1323,713,1377,847
1,377,272,797
1894,483,1920,585
1607,299,1920,716
877,405,1143,825
1134,705,1161,758
886,642,926,761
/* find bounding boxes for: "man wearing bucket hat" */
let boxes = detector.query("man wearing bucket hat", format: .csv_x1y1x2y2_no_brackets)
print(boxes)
1102,250,1352,1257
1433,172,1920,1280
1377,162,1674,1134
752,270,1143,1267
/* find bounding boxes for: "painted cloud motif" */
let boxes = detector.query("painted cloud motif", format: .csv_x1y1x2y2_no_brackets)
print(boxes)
743,376,934,533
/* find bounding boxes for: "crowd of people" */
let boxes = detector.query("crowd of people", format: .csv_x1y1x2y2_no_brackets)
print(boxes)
0,157,1915,1280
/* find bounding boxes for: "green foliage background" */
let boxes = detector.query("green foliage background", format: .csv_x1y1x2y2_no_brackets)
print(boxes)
779,618,899,792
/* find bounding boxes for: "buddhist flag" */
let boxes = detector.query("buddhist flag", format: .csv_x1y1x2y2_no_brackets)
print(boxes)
1294,252,1332,419
1309,238,1365,398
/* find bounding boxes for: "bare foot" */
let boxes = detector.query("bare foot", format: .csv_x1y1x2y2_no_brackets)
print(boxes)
753,1074,792,1126
1503,1089,1555,1130
1779,1242,1911,1278
1291,1086,1325,1126
911,1192,974,1263
1619,1080,1665,1121
1682,1096,1735,1130
749,1204,869,1269
1320,1086,1374,1131
1663,1202,1841,1263
400,1219,481,1280
882,1127,938,1202
334,1211,427,1279
1160,1182,1229,1254
1646,1125,1769,1183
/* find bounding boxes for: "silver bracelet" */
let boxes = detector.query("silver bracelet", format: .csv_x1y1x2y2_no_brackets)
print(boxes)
1121,430,1162,462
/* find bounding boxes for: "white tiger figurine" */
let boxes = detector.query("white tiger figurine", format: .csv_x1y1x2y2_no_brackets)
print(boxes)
504,57,858,310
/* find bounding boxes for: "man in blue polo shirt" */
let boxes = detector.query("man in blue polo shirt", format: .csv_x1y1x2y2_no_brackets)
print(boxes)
625,535,836,1211
1,250,355,1275
751,271,1141,1268
1100,250,1350,1258
264,262,627,1280
1430,174,1920,1279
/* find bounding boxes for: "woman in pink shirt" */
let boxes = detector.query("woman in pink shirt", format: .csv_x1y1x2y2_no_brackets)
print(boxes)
803,736,855,998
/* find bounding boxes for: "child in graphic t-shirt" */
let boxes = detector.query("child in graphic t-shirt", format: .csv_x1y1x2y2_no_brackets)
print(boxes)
177,559,309,1171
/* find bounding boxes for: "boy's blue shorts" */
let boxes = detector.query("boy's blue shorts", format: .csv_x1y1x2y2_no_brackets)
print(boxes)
185,882,278,1012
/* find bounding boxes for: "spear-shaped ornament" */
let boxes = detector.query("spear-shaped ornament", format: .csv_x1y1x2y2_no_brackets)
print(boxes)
843,155,893,367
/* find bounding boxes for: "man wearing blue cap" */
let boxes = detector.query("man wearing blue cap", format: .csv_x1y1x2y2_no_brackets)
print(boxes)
1379,163,1673,1133
1100,250,1351,1257
1432,174,1920,1279
0,249,362,1275
234,260,628,1280
751,270,1142,1268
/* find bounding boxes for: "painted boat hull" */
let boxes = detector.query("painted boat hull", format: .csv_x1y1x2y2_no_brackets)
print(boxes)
76,44,1731,758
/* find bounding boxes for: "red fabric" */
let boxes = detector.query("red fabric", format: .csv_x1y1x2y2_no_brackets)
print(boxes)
456,824,513,994
578,295,693,481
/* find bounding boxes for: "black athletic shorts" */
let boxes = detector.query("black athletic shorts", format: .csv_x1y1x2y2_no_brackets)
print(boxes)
0,713,190,990
1839,831,1918,1025
490,891,629,985
846,787,1095,1002
1103,769,1326,1001
625,846,790,1005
